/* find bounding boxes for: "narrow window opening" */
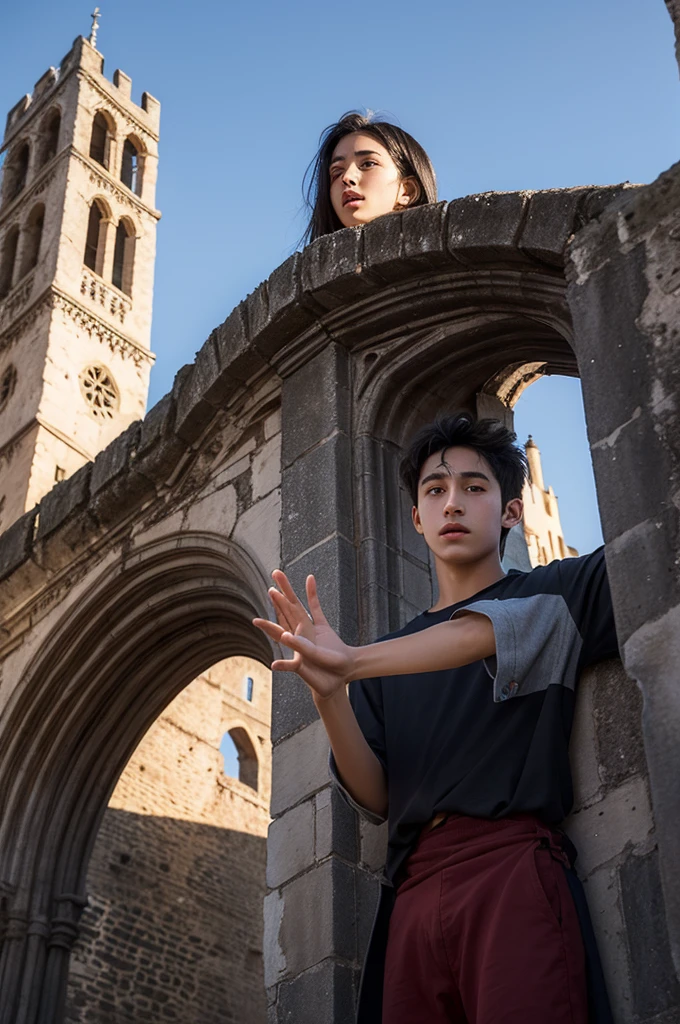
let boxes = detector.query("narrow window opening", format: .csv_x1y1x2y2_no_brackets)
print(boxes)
41,111,61,166
89,112,111,169
112,219,135,295
5,143,30,203
20,205,44,277
0,227,19,299
84,202,103,272
120,139,142,195
220,727,259,791
245,676,254,702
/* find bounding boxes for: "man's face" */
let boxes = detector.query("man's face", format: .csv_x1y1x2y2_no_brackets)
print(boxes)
412,447,520,565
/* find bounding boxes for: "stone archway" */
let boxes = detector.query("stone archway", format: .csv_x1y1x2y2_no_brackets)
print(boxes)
0,534,271,1024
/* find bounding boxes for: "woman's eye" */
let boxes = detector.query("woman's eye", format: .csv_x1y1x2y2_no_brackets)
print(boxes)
361,160,377,168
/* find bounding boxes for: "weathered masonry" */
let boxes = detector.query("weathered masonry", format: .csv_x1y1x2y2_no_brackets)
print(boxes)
2,12,680,1024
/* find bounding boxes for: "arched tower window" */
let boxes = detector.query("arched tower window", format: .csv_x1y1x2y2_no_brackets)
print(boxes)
40,110,61,166
83,199,109,276
220,727,259,791
20,204,44,277
0,226,20,299
120,137,143,196
89,112,113,170
3,143,30,204
112,218,135,296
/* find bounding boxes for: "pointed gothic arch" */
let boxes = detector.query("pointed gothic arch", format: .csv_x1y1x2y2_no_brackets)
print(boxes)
19,203,45,278
0,225,20,299
2,141,30,205
89,111,115,170
111,216,136,296
83,197,111,277
39,108,62,167
120,135,145,197
0,534,272,1024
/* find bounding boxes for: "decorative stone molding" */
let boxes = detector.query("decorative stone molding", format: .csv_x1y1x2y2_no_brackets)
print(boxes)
80,268,131,324
82,70,160,144
75,150,160,220
0,270,35,331
52,289,153,366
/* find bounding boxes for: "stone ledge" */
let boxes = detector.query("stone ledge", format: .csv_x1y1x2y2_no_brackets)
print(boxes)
0,509,38,583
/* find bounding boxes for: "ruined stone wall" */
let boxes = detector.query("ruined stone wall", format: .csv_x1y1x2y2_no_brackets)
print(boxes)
65,656,271,1024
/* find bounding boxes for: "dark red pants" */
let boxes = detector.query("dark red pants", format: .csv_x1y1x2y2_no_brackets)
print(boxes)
382,815,587,1024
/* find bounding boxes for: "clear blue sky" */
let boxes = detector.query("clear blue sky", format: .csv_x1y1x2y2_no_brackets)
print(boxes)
2,0,679,555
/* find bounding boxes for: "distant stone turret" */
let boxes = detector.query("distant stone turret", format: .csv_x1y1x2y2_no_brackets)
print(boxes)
522,435,578,566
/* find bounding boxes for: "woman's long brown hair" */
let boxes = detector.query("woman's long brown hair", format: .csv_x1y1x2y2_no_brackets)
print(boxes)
302,111,437,245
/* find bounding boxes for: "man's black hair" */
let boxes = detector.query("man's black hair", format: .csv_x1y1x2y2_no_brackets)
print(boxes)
399,413,528,556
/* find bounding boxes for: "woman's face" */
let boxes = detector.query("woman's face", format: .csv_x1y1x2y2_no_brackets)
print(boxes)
329,132,417,229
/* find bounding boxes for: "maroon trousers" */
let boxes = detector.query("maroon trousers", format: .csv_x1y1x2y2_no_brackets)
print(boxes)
382,815,587,1024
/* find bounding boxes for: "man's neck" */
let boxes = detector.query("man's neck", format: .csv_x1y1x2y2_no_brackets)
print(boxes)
430,552,506,611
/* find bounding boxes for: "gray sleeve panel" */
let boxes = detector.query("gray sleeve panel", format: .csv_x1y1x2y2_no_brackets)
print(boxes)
328,750,387,825
451,593,583,703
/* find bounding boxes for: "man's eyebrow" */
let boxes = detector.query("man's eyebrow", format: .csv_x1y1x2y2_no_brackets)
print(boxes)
330,149,381,166
418,470,491,488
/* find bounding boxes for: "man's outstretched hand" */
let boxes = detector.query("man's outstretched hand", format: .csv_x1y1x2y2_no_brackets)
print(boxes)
253,571,356,702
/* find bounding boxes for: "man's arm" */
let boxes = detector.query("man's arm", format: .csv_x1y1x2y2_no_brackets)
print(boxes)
253,571,495,818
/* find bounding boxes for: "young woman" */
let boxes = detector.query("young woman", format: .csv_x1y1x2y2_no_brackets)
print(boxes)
302,110,438,244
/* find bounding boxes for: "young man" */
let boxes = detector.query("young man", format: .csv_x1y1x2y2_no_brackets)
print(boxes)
254,414,618,1024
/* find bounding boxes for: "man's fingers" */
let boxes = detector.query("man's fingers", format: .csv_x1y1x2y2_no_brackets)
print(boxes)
306,575,330,625
252,617,286,642
269,591,295,633
271,655,302,673
271,570,308,613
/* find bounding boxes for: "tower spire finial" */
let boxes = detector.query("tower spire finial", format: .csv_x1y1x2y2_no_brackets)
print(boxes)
89,7,101,49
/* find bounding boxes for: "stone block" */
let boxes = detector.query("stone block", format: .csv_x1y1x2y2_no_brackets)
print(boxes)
0,508,37,583
519,188,586,266
211,301,268,383
285,534,359,645
247,255,318,361
589,404,673,545
360,819,388,874
620,847,680,1018
362,211,408,283
401,201,450,266
137,394,174,455
605,506,680,645
564,776,653,877
315,786,358,863
567,244,649,453
447,191,529,263
267,801,315,889
270,719,329,817
281,433,353,563
569,666,603,810
590,658,645,791
279,859,357,975
252,434,281,502
582,863,634,1022
173,348,219,446
271,671,318,746
356,868,381,963
263,889,286,990
276,959,356,1024
281,343,350,469
90,421,141,495
36,463,92,541
300,228,374,312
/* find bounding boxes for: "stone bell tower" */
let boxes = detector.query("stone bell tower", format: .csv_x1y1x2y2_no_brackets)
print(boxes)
0,24,160,532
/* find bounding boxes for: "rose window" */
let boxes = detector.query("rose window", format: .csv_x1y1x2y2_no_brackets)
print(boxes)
79,364,119,420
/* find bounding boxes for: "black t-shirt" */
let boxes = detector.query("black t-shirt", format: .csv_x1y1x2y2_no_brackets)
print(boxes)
331,546,618,883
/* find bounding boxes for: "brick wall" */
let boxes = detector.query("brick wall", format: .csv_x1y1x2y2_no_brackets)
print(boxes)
64,656,271,1023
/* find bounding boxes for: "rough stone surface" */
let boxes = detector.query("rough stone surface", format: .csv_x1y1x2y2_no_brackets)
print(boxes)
267,801,315,890
36,463,92,540
0,508,37,582
281,432,353,563
278,859,357,976
270,719,330,817
621,847,680,1019
275,960,356,1024
281,344,350,469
